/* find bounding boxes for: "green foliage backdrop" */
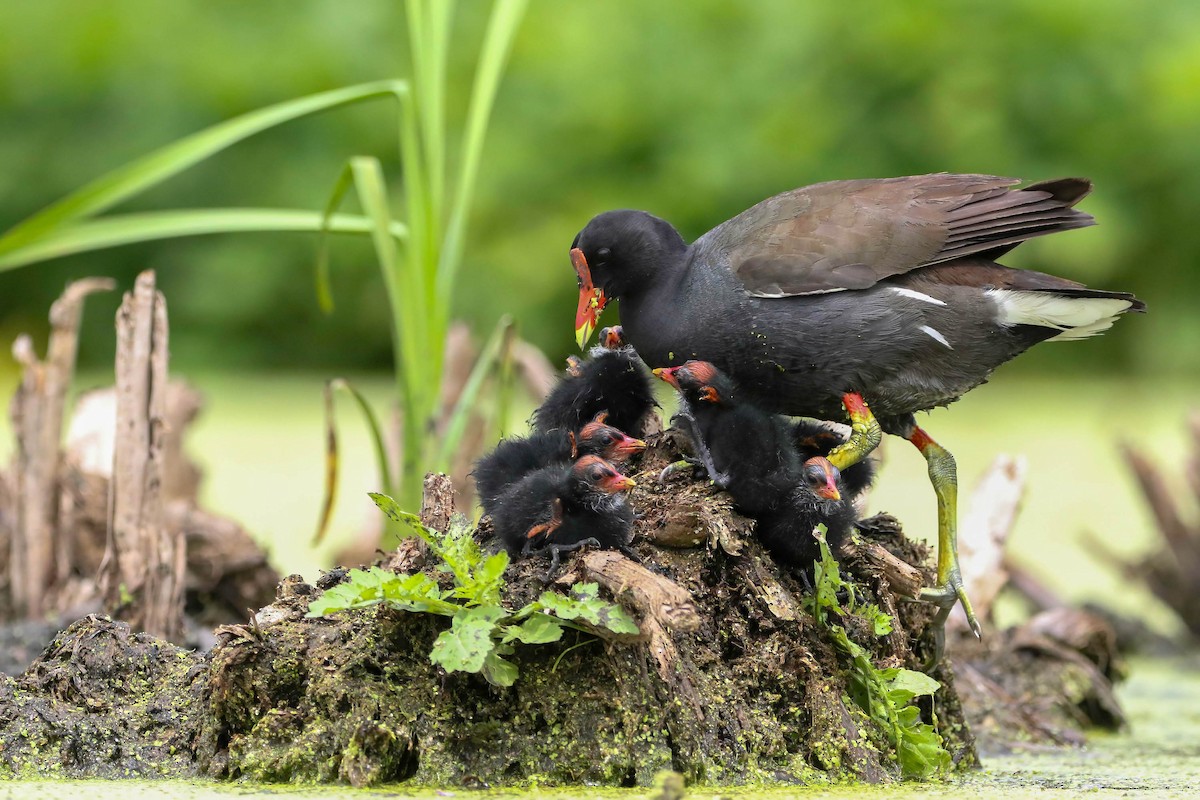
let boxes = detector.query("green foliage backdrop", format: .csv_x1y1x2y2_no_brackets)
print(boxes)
1,0,1195,374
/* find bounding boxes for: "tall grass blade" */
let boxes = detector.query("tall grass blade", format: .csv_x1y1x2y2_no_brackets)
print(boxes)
435,314,514,471
494,322,518,440
438,0,528,304
348,154,431,514
0,209,408,272
348,156,422,401
0,80,406,256
315,163,359,314
391,87,445,512
405,0,453,228
314,381,342,546
313,378,399,545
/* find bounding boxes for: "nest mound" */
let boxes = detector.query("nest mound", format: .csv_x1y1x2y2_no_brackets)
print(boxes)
1,434,979,786
226,434,975,785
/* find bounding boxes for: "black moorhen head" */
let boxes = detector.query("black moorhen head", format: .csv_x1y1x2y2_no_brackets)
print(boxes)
491,455,636,573
755,456,858,577
570,173,1146,655
656,360,802,517
533,346,657,437
473,413,645,515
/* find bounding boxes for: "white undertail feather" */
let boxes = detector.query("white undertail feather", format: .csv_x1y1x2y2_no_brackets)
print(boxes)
986,289,1132,341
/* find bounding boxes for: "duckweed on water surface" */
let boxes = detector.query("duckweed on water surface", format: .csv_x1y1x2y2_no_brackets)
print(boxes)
4,656,1199,799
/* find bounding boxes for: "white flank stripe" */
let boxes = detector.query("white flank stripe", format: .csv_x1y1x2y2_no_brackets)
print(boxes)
988,289,1132,340
919,325,953,349
892,287,947,306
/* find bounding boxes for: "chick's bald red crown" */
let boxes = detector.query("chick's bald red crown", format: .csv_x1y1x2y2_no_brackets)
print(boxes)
572,454,636,493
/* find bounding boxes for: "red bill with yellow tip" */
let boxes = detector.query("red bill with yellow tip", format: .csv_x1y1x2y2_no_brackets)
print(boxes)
603,472,637,493
613,433,647,459
652,366,681,389
572,247,607,349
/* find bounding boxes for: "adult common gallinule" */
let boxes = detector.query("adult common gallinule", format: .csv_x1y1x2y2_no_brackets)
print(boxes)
569,173,1145,646
473,412,646,514
491,455,636,575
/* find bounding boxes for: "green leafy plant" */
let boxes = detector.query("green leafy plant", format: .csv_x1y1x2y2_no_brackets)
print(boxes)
804,528,951,780
0,0,529,527
307,492,639,687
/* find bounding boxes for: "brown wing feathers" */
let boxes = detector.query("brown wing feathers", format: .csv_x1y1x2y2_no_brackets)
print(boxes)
939,176,1094,262
731,174,1096,297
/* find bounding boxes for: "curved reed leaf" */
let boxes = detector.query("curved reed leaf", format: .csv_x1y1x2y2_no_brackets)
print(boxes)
0,209,407,272
0,80,406,256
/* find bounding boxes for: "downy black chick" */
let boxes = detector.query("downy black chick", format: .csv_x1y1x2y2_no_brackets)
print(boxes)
533,347,657,437
491,455,637,573
790,418,877,501
754,456,857,575
654,360,801,517
473,412,645,514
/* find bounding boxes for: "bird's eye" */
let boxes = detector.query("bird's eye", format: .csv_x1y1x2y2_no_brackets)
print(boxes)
804,465,827,486
598,247,611,258
600,432,614,445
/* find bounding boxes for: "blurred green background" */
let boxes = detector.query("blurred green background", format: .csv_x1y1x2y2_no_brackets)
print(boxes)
2,0,1199,373
1,2,1197,625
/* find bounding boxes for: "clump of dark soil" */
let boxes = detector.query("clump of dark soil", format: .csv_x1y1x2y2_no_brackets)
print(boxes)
0,615,207,778
954,606,1128,753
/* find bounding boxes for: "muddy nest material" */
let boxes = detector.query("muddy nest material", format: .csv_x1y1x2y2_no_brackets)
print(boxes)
185,433,974,786
11,432,1115,787
954,607,1127,753
0,615,207,778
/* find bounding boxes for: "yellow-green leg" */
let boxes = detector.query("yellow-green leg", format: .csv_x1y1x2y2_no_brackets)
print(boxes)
908,425,981,668
826,393,882,471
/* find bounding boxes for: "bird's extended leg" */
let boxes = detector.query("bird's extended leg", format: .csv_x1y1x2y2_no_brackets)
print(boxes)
826,393,883,472
899,422,981,668
659,409,730,487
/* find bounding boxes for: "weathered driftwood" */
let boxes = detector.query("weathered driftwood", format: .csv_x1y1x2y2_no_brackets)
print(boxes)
381,472,452,574
418,472,455,534
98,270,185,641
65,382,206,505
572,549,701,681
1091,418,1200,638
7,278,114,617
0,471,12,618
839,534,925,600
949,455,1027,632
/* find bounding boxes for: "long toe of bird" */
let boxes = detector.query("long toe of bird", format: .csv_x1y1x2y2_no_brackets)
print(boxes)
659,457,702,484
539,537,602,583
